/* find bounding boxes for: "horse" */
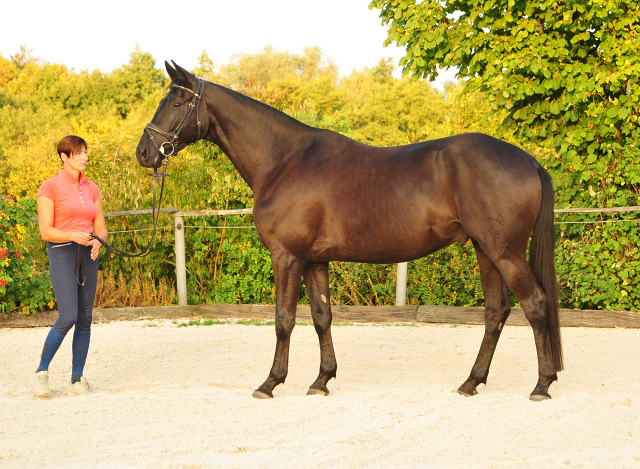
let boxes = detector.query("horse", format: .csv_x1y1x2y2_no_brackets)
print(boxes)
136,61,563,401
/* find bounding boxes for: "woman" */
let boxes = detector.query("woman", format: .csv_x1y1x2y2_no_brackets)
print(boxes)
34,135,107,397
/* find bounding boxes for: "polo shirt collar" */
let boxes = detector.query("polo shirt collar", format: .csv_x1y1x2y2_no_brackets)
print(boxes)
58,168,87,184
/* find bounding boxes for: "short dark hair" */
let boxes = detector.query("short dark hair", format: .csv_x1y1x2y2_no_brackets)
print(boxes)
57,135,87,162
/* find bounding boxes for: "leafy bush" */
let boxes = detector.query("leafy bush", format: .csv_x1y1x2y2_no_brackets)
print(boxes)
0,196,54,314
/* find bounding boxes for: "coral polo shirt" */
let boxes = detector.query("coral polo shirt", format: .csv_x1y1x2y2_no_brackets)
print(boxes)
37,169,102,233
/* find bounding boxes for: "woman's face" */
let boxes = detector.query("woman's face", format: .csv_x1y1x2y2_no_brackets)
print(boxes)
63,148,88,173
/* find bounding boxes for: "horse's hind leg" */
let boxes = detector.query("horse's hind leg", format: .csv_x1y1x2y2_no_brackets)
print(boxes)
458,241,511,397
303,262,337,396
253,251,304,399
487,254,558,400
498,258,558,400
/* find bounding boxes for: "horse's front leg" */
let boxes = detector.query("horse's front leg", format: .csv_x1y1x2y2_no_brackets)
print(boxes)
253,251,304,399
303,262,337,396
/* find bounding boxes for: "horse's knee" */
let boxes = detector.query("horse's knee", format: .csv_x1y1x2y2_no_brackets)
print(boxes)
312,308,332,332
275,311,295,338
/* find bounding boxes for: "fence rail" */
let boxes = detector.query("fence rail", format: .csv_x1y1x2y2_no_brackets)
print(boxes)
31,205,640,306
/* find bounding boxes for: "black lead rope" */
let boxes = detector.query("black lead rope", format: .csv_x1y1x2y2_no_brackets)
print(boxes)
72,159,169,286
92,158,169,258
75,244,87,286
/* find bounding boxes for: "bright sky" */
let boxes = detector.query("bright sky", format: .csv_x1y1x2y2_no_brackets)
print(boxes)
0,0,457,89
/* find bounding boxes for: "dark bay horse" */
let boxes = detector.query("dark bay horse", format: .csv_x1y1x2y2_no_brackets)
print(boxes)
136,62,563,401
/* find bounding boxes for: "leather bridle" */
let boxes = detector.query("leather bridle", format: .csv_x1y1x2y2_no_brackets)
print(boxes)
144,77,205,161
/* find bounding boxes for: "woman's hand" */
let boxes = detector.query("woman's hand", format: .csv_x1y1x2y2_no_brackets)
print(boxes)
70,232,93,246
88,238,102,260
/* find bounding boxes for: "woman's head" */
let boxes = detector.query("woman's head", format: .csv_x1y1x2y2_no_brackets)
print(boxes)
57,135,87,162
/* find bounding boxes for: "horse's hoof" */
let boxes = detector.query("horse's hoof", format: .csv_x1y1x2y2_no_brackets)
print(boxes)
529,393,551,402
252,389,273,399
307,387,329,396
457,384,478,397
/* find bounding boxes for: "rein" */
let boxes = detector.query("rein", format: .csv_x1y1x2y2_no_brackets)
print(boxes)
87,78,205,265
90,158,168,259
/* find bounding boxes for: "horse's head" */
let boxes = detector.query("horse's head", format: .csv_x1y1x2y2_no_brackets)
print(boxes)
136,61,206,169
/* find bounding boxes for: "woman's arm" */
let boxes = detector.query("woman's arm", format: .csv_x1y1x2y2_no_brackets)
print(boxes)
37,196,93,245
89,198,108,260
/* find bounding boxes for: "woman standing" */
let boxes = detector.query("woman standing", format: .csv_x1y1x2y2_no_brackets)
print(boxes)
34,135,107,397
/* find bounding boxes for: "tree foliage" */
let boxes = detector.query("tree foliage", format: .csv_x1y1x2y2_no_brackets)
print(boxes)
337,58,452,145
372,0,640,310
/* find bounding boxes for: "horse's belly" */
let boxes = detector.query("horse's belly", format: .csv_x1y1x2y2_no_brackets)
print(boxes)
310,222,467,264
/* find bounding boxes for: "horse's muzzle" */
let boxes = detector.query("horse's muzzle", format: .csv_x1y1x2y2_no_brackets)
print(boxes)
135,139,163,169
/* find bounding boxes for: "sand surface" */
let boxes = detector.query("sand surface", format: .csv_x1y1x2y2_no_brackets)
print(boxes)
1,319,639,468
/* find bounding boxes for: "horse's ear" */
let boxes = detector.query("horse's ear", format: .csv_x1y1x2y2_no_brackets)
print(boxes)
171,61,195,84
166,61,179,81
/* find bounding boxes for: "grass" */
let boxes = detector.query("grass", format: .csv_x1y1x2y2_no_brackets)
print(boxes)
150,318,423,328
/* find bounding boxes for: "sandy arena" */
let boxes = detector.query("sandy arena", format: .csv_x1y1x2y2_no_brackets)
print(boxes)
1,319,639,468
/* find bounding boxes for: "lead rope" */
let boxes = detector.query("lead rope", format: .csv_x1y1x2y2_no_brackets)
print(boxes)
90,157,169,259
74,244,87,286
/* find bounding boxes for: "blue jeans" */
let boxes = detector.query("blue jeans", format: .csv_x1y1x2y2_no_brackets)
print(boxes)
37,242,98,375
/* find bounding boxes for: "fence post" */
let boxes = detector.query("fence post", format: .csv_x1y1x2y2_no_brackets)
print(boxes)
395,262,408,306
174,215,187,306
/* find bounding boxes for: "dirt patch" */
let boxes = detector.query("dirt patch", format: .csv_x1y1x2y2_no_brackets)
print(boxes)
1,320,639,468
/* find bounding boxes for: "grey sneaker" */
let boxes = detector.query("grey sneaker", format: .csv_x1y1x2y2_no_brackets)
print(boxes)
33,370,50,397
67,376,91,396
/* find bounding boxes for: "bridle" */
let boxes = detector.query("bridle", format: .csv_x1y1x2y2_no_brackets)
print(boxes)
87,77,206,263
144,78,205,161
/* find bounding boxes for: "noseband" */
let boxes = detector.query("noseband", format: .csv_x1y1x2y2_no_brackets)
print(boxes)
144,77,205,159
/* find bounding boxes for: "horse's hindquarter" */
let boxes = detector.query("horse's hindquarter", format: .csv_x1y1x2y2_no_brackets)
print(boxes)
253,133,542,264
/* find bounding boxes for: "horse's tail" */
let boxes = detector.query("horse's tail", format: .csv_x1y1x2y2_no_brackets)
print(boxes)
529,164,563,372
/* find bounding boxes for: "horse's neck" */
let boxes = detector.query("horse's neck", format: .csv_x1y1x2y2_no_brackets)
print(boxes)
204,84,311,189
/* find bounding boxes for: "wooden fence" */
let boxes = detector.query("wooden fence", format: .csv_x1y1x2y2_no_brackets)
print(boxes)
2,303,639,328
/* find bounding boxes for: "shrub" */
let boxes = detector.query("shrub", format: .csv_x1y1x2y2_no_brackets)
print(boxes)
0,195,54,314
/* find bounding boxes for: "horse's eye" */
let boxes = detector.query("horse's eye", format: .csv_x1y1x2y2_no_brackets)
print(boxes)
173,102,182,108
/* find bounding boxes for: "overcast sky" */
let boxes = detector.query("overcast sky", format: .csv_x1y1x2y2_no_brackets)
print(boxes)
0,0,457,88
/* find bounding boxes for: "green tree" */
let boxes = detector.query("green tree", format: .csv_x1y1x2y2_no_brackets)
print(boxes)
192,50,216,81
110,46,167,117
338,58,452,145
214,45,337,87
